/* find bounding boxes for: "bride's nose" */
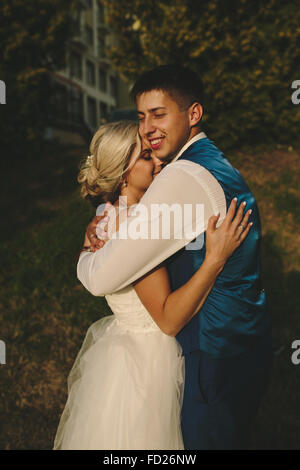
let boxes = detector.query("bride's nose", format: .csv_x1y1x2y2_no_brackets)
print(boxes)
152,156,164,175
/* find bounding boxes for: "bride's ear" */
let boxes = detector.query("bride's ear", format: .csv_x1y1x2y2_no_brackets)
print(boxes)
189,102,203,127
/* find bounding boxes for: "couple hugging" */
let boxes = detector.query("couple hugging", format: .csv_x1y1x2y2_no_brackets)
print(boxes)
53,65,272,450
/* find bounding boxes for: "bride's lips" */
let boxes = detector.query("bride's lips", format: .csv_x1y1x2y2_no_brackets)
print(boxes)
149,137,164,150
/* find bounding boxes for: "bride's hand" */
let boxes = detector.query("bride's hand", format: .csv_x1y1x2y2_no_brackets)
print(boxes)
205,198,252,269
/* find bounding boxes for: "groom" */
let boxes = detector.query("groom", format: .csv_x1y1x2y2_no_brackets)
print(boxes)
78,65,272,449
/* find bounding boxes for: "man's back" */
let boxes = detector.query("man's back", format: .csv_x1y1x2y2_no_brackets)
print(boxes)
166,137,272,357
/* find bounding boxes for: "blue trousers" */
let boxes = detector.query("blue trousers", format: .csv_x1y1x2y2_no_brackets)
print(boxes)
181,335,273,450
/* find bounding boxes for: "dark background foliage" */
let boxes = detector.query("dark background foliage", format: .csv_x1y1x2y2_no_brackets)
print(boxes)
0,0,77,152
103,0,300,149
0,0,299,450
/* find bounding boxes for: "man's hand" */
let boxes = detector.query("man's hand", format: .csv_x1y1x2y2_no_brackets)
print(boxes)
84,201,113,252
85,213,109,252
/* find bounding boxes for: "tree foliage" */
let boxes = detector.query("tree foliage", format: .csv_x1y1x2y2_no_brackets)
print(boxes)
0,0,77,150
103,0,300,149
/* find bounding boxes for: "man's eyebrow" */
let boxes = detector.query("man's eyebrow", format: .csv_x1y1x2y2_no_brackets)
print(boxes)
137,107,167,115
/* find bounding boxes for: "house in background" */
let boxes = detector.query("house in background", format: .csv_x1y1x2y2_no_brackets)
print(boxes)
46,0,134,146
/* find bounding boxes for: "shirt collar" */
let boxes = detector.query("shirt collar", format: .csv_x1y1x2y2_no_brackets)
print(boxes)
171,131,207,163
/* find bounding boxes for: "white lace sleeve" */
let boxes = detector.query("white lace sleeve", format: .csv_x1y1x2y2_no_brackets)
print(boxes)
77,160,226,296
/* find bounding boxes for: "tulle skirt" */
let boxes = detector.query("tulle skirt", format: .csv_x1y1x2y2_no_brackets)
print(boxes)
53,315,185,450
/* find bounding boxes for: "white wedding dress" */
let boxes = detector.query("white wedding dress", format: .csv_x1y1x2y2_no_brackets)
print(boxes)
53,284,185,450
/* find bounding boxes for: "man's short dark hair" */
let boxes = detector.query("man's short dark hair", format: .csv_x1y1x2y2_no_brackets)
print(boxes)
131,64,204,110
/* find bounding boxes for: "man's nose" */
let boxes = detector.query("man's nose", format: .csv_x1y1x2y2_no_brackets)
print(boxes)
141,116,155,136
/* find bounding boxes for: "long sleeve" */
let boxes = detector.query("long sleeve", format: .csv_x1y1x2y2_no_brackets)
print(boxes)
77,160,226,296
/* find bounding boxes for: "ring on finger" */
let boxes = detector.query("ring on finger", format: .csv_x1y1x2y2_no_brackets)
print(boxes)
238,223,245,230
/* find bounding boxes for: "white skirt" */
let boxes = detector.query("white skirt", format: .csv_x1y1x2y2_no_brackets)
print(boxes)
53,315,185,450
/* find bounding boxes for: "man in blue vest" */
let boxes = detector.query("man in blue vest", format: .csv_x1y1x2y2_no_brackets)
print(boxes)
80,64,272,449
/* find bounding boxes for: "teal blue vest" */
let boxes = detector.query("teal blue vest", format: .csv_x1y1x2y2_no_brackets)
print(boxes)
166,137,271,357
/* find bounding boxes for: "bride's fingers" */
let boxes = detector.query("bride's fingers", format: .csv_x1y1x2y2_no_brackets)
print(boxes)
234,208,252,238
238,221,253,243
240,209,252,231
207,213,220,233
224,198,238,227
231,201,247,232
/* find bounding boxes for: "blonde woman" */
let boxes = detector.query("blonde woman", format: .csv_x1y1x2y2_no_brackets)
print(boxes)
53,121,252,450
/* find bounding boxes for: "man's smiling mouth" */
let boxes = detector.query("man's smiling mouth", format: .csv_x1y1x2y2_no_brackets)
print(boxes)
149,137,164,150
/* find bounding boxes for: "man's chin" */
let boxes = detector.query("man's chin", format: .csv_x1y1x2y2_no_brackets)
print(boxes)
151,148,169,161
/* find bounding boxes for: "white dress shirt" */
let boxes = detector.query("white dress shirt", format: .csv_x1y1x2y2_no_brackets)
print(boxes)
77,133,227,296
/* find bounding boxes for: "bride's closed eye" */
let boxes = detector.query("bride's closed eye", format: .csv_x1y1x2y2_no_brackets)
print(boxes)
140,150,152,161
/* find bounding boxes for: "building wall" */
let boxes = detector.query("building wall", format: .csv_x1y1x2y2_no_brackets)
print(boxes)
47,0,132,144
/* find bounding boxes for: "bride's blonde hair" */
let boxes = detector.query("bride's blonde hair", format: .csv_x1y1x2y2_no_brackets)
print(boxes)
78,121,141,206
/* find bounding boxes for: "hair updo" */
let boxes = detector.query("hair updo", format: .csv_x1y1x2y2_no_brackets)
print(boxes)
78,121,141,207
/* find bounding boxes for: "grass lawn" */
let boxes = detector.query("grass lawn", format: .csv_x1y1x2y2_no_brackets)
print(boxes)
0,141,299,449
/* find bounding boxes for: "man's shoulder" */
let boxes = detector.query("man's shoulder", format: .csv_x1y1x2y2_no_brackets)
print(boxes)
179,136,222,160
163,159,222,186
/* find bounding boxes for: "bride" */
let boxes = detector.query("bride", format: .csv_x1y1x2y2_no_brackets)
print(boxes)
53,121,252,450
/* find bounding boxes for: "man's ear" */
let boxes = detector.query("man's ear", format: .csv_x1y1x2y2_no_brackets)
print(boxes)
189,102,203,127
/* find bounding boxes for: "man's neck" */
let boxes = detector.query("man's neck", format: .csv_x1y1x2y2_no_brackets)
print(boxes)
171,129,206,163
163,127,200,163
187,126,202,143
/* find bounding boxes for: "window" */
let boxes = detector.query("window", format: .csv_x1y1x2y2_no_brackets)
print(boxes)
99,69,107,91
109,75,118,99
99,101,108,122
87,96,97,128
98,36,105,58
70,51,82,80
50,84,68,120
85,24,94,46
86,60,96,86
97,2,104,23
70,90,83,124
72,12,81,36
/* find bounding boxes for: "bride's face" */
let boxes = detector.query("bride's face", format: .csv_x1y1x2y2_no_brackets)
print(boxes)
126,147,157,193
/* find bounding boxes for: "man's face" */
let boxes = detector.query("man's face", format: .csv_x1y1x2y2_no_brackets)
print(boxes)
137,90,192,162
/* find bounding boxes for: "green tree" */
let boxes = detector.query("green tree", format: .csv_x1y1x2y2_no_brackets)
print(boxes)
0,0,78,151
103,0,300,149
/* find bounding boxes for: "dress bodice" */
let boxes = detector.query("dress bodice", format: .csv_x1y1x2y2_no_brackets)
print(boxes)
105,285,160,333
